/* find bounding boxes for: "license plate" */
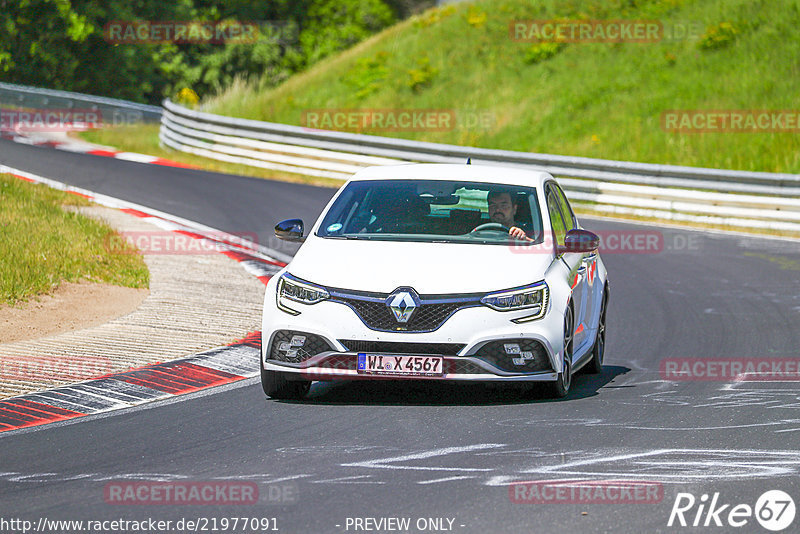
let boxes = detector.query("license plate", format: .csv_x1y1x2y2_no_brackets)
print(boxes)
357,354,443,376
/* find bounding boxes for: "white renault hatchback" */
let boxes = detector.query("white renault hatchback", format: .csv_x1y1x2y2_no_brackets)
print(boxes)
261,164,608,399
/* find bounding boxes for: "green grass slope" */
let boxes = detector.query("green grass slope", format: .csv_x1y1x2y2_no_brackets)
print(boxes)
0,175,148,305
203,0,800,173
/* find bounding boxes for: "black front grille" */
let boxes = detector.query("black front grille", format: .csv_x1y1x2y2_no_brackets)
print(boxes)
339,340,465,355
269,330,333,363
332,296,475,332
472,339,552,373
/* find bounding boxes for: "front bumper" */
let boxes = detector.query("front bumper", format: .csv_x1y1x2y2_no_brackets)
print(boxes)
265,359,558,382
264,333,558,381
261,277,564,382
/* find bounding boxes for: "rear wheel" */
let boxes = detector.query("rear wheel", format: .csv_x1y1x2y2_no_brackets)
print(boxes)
546,304,573,398
261,365,310,400
585,288,608,374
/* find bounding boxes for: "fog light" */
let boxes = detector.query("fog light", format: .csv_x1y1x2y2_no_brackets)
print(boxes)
504,343,521,354
269,330,334,364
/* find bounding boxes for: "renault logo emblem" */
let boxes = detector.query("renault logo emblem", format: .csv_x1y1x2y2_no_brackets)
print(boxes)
386,288,420,323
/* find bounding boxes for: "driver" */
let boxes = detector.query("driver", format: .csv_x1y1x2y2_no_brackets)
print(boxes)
486,190,532,240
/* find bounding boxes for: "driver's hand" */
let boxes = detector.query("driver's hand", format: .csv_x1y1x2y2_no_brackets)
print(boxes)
509,226,532,241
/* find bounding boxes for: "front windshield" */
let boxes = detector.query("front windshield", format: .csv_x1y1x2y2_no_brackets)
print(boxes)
316,179,543,245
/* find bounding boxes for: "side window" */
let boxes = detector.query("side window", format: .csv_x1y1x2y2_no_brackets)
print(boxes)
552,184,576,231
546,190,566,247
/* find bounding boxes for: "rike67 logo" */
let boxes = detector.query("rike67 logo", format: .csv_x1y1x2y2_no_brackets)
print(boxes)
668,490,796,531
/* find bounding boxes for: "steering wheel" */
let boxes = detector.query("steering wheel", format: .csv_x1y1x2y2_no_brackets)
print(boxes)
471,222,510,233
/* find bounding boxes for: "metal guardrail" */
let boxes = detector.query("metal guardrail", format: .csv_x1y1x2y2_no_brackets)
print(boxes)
0,82,161,124
161,99,800,233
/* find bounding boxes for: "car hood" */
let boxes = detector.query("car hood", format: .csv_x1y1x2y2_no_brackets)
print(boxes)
284,236,554,294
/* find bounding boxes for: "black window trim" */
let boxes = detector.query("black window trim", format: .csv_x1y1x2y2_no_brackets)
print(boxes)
545,180,573,258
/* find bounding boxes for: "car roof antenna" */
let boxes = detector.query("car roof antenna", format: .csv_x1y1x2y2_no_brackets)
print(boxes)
466,158,471,165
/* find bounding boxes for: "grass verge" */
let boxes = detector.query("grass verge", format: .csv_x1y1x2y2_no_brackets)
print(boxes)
204,0,800,174
0,174,149,306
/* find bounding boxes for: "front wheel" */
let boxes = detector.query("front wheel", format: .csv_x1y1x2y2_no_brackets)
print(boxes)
545,304,573,398
261,365,311,400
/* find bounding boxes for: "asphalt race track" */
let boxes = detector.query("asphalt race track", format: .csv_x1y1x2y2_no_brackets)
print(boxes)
2,138,800,533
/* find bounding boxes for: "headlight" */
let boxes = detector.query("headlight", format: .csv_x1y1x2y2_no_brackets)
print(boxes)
276,274,330,315
481,282,549,322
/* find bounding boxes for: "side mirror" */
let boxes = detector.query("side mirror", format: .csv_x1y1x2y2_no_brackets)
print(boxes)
560,229,599,254
275,218,305,242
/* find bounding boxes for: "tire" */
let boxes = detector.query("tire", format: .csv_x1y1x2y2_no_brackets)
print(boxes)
584,288,608,375
261,365,311,400
546,304,573,398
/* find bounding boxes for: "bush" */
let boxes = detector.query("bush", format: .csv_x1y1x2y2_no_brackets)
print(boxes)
406,55,438,92
524,42,565,64
414,4,456,28
174,87,199,107
698,22,738,50
0,1,397,105
299,0,396,66
346,51,390,99
466,6,487,28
